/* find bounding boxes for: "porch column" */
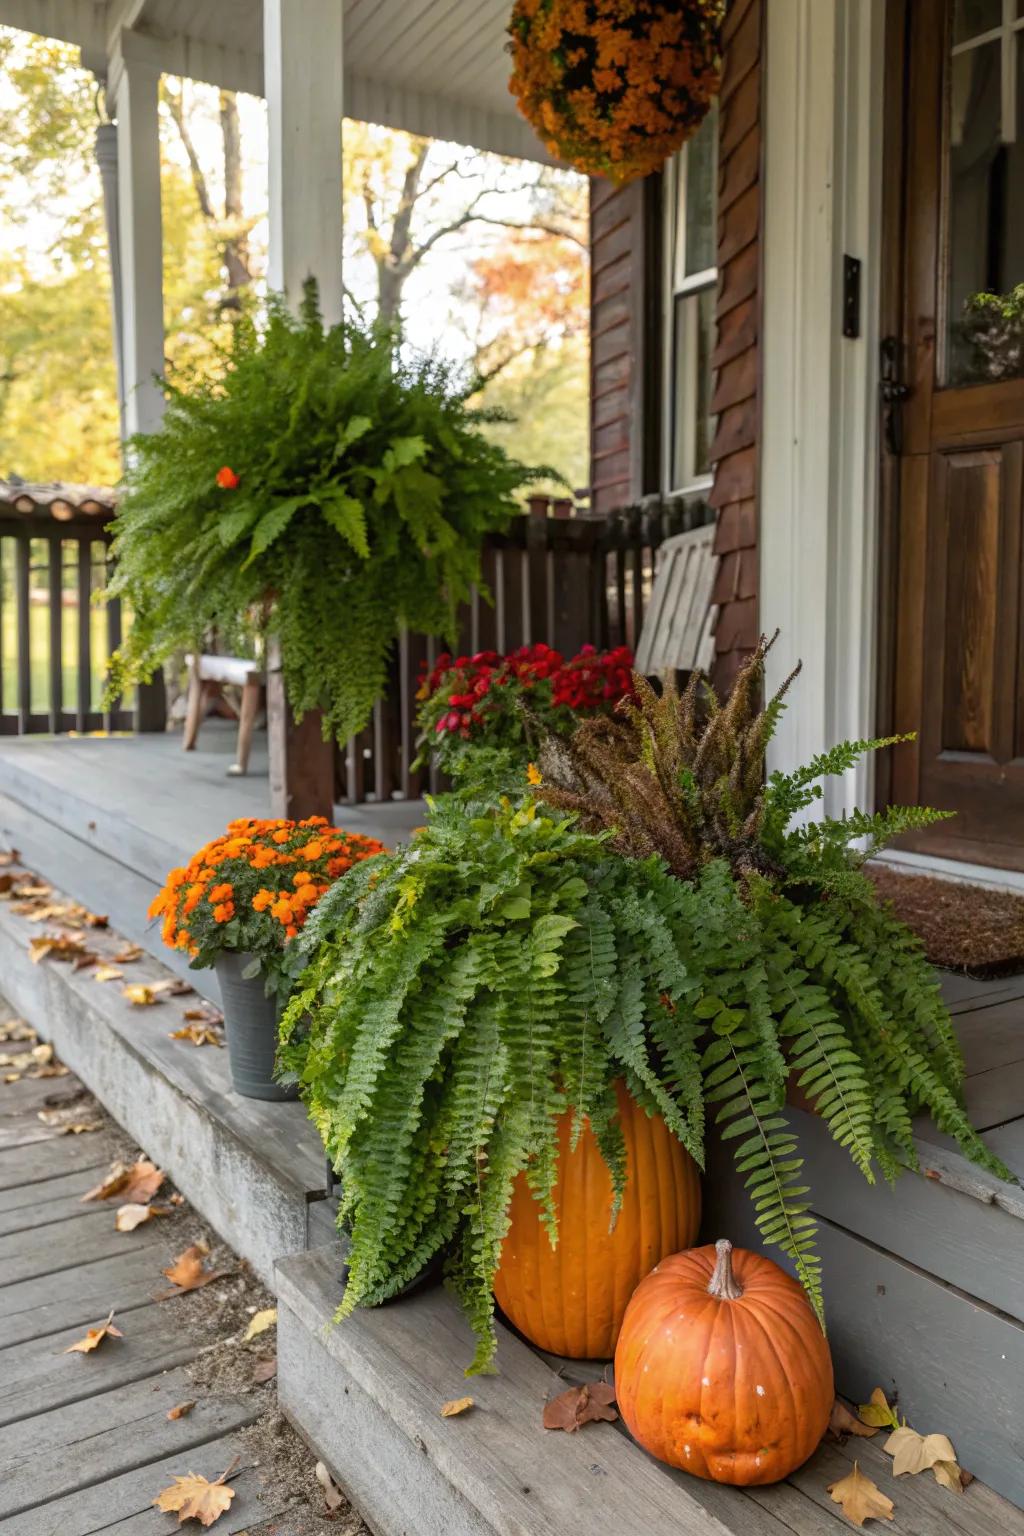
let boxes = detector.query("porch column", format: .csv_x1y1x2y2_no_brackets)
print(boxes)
263,0,343,819
758,0,886,818
114,56,165,438
264,0,344,325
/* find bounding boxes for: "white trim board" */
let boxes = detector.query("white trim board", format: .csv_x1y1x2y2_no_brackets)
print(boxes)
872,849,1024,898
759,0,887,818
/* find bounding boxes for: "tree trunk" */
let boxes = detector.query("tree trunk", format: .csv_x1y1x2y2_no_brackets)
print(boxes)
219,91,252,294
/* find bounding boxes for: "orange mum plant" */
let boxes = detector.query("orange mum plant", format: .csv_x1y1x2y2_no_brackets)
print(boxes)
508,0,722,183
149,818,385,989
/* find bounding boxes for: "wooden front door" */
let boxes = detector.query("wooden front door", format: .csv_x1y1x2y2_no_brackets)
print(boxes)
882,0,1024,871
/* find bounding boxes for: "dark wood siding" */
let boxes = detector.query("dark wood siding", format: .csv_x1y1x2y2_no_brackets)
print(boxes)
589,176,661,515
708,0,763,693
586,0,763,686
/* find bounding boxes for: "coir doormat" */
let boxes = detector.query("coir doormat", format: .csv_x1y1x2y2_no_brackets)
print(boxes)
867,864,1024,979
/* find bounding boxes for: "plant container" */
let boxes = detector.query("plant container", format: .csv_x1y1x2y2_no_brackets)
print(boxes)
215,951,297,1102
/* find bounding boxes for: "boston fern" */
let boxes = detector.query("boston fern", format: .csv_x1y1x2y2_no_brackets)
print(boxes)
105,284,543,741
282,641,1011,1369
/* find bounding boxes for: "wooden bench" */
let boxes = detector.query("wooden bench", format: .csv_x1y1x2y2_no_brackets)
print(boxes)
634,522,718,676
182,653,264,777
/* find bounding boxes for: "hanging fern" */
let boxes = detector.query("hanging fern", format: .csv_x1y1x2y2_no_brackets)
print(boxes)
105,282,546,741
284,639,1013,1367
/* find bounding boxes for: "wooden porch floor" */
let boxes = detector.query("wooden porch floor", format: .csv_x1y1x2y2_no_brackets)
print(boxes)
0,1023,322,1534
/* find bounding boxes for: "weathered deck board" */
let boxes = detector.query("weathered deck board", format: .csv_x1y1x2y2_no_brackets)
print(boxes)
0,1062,304,1535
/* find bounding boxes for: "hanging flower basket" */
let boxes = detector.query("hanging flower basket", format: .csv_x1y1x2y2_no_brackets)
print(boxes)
508,0,723,184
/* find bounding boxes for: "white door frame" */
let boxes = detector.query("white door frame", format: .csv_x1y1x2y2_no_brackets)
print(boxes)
759,0,887,818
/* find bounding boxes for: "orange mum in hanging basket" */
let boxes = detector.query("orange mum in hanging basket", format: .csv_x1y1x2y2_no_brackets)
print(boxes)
508,0,723,184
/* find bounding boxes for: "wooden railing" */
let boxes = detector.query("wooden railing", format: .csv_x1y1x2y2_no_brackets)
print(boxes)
338,491,713,804
0,506,135,735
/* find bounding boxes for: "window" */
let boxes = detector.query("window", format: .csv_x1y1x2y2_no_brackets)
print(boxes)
944,0,1024,385
663,100,718,493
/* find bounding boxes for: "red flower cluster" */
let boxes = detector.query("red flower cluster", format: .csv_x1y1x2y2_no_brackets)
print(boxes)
420,642,634,739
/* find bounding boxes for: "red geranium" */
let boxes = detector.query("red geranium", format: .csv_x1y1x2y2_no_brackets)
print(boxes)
216,465,240,489
415,641,635,786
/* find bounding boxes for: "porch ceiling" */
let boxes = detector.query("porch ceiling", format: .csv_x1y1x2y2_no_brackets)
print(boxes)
0,0,548,162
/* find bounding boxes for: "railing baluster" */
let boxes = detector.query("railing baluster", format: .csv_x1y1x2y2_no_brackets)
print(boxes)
16,536,30,733
48,535,62,733
77,536,91,732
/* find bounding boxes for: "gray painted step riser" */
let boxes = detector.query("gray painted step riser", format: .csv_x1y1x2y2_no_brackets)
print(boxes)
0,789,207,996
705,1163,1024,1509
0,918,309,1288
279,1301,493,1536
777,1107,1024,1321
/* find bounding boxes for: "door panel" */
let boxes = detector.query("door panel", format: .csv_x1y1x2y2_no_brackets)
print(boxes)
883,0,1024,870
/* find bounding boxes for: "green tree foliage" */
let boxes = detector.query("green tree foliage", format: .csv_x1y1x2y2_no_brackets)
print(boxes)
282,648,1010,1370
106,288,544,740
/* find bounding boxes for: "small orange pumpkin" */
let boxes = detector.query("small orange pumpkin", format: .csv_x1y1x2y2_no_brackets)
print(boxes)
615,1239,833,1485
494,1081,701,1359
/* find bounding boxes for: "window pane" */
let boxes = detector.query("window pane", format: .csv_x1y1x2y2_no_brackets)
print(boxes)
671,287,716,489
953,0,1001,44
683,101,718,279
946,37,1024,383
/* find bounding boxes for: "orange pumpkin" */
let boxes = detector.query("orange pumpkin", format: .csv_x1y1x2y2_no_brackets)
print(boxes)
614,1239,833,1485
494,1081,701,1359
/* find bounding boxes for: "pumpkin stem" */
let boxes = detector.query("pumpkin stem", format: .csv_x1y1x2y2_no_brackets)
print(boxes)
708,1239,744,1300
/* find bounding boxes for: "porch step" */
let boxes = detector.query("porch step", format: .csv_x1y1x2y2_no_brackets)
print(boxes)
276,1244,1024,1536
0,872,331,1287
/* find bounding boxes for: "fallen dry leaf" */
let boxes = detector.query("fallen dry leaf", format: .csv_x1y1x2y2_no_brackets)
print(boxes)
123,984,162,1006
157,1242,232,1298
29,933,87,964
0,1018,36,1042
3,1072,20,1083
170,1023,223,1047
827,1461,895,1527
23,902,76,924
315,1462,345,1513
542,1381,618,1433
81,1158,165,1205
64,1309,124,1354
116,1202,172,1231
169,1192,186,1206
884,1425,958,1478
28,1061,69,1079
149,978,194,997
93,966,124,983
829,1399,880,1441
932,1459,969,1494
61,1121,102,1135
252,1357,277,1385
84,910,108,928
440,1396,474,1418
167,1401,196,1421
0,848,19,867
113,943,144,962
243,1307,277,1342
152,1459,237,1528
184,1006,225,1026
857,1387,900,1431
15,882,52,899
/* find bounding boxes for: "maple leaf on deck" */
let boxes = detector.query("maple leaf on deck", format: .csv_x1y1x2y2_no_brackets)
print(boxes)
152,1458,238,1527
81,1158,165,1204
440,1396,474,1418
93,965,124,983
116,1201,172,1231
542,1381,618,1433
827,1462,895,1526
242,1307,277,1342
170,1023,223,1047
857,1387,901,1431
29,933,88,964
167,1400,196,1421
123,984,163,1006
829,1399,880,1441
64,1309,124,1354
113,943,144,963
157,1242,232,1299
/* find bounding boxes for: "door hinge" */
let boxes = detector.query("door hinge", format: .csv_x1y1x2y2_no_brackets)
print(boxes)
880,335,911,454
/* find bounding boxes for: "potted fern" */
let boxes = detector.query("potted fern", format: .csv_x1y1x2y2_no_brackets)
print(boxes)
282,638,1009,1372
105,283,544,742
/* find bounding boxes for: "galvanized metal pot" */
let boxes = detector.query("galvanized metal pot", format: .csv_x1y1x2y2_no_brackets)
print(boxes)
214,951,297,1101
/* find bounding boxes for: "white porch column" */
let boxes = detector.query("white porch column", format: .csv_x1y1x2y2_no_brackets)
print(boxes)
114,55,165,438
264,0,344,325
759,0,886,817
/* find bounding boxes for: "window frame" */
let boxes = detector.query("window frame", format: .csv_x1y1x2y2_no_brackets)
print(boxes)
661,125,718,497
